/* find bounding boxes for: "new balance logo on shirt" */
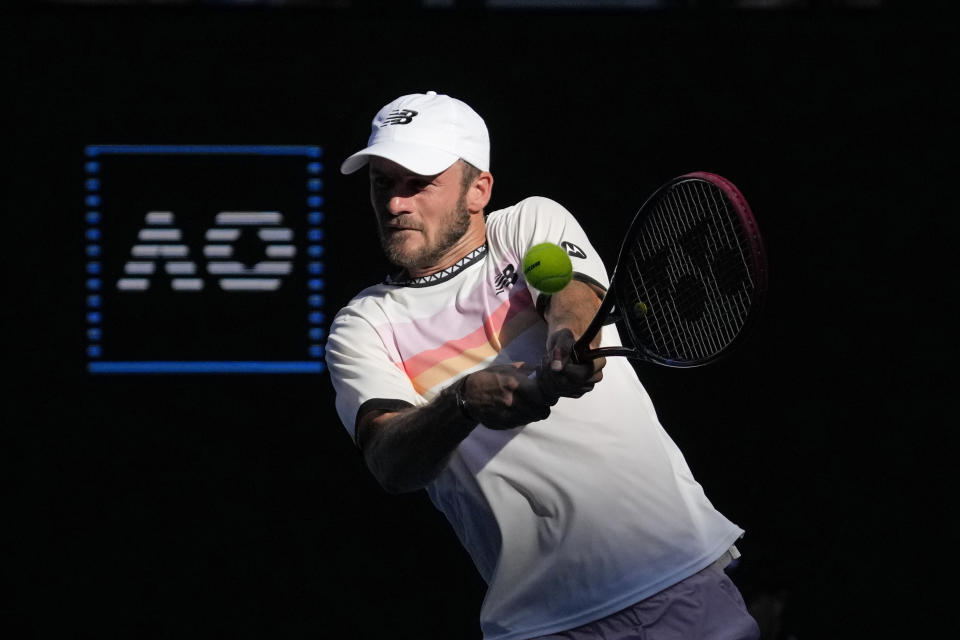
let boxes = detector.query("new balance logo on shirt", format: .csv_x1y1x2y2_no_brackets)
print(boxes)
494,264,518,293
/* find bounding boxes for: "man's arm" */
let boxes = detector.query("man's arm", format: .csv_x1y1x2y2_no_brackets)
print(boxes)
358,364,554,494
357,279,606,495
538,279,607,397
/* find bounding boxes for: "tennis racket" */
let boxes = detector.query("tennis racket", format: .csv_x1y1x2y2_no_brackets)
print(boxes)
572,172,768,368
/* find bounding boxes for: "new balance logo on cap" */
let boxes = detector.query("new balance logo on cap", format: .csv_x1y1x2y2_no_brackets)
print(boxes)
340,91,490,176
380,109,419,127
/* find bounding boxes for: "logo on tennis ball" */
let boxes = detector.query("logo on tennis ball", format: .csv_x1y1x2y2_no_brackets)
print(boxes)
522,242,573,294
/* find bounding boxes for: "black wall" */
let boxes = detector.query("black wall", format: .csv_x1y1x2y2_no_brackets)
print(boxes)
7,6,955,638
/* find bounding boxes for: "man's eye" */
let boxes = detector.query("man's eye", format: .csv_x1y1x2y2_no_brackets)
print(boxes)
373,178,392,190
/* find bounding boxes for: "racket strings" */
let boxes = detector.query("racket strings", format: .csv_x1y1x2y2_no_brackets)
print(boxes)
663,183,752,357
622,179,757,363
660,186,749,358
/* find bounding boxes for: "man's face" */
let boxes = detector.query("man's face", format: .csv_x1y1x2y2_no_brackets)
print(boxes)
369,157,470,271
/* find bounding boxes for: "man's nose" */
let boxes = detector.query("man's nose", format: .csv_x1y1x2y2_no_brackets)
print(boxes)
387,194,412,216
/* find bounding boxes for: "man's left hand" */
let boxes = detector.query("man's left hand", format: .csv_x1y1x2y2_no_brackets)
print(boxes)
536,328,605,401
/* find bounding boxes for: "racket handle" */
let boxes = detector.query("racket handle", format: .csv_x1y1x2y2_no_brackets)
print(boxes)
571,337,590,364
575,345,637,361
572,311,605,364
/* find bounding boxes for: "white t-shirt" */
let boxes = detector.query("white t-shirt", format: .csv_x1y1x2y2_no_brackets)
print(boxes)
326,197,744,640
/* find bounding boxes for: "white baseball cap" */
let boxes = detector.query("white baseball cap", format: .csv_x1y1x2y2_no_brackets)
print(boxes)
340,91,490,176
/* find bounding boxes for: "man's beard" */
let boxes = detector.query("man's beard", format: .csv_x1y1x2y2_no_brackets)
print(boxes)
379,194,471,271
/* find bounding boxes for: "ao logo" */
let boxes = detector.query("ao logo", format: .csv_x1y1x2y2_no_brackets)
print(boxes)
117,210,304,292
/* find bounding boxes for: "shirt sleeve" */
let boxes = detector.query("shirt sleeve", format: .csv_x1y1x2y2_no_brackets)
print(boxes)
325,301,423,444
486,196,610,305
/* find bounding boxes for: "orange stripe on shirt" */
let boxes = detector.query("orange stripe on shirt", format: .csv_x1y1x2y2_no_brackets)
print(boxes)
406,290,542,394
401,288,535,380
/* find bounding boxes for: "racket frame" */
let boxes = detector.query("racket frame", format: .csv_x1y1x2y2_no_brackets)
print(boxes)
572,172,768,368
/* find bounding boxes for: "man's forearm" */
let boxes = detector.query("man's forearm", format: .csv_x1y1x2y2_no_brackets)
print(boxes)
537,280,607,397
361,383,478,494
543,280,604,342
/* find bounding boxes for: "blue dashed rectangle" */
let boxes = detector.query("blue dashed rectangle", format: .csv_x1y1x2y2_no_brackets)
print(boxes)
85,144,326,375
89,361,326,374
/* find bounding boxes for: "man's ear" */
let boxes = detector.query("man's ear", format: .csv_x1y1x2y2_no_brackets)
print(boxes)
466,172,494,214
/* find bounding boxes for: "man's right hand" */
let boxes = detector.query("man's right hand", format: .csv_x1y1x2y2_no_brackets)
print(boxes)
461,364,557,430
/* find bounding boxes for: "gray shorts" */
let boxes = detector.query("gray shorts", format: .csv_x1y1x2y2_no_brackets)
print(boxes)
533,549,760,640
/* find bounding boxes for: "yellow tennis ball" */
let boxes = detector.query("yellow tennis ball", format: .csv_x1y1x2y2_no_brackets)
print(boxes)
522,242,573,294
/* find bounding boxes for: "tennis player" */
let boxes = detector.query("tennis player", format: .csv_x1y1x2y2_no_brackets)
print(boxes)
326,91,760,640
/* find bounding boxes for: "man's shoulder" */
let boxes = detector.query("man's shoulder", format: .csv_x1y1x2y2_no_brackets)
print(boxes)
485,196,575,244
487,196,566,221
330,282,393,326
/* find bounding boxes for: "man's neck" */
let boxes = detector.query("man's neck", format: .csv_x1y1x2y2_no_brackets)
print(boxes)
406,218,487,279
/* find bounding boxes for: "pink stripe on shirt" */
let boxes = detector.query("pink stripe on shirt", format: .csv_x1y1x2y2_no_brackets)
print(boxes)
372,284,540,392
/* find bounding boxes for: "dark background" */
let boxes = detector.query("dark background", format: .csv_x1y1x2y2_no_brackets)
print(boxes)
6,3,955,638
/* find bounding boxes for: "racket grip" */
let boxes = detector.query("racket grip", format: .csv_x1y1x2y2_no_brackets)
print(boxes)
571,336,591,364
572,312,604,364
